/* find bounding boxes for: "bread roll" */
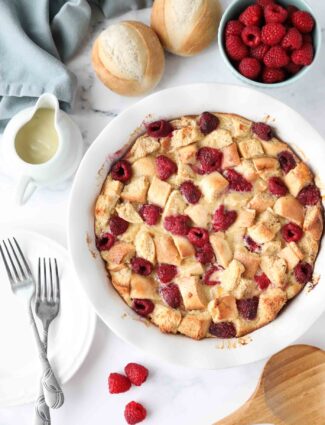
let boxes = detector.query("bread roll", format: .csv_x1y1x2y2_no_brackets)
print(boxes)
92,21,165,96
151,0,221,56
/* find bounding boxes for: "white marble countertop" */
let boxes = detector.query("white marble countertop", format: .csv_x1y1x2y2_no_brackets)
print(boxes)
1,1,325,424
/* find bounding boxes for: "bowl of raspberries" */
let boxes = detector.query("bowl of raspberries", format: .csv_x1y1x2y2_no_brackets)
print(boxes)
218,0,321,86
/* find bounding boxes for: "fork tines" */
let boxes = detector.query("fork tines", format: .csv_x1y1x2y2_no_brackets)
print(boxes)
37,258,60,302
0,238,32,285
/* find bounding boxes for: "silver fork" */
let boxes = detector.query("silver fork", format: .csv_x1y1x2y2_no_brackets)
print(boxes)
34,258,62,425
0,238,64,416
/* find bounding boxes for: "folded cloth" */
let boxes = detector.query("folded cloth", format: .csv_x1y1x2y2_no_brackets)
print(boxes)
0,0,152,132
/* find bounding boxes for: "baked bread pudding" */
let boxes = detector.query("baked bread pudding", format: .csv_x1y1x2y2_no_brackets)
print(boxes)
94,112,323,340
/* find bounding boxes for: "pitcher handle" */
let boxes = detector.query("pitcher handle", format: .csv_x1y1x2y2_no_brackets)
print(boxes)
14,175,38,205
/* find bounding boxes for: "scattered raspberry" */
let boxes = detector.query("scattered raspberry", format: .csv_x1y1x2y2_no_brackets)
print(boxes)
264,45,290,68
239,57,262,79
180,181,202,204
252,122,273,140
124,401,147,425
282,27,303,50
125,363,149,387
261,23,286,46
225,35,249,61
131,299,154,317
108,373,131,394
110,216,129,236
239,4,263,26
213,205,237,231
277,151,296,173
196,147,223,174
244,236,261,253
255,273,271,290
111,160,132,182
264,3,288,23
225,20,244,37
284,62,303,75
96,233,115,251
236,297,259,320
146,120,173,138
250,43,269,61
155,155,177,180
131,257,153,276
160,283,182,308
187,227,209,247
139,204,162,225
209,322,236,338
292,10,315,33
292,43,314,66
164,215,191,235
297,184,321,206
257,0,274,8
268,176,288,196
241,25,261,47
282,222,303,243
195,243,214,264
286,5,299,23
203,265,222,286
224,169,253,192
157,264,177,283
262,66,286,83
294,261,313,284
199,112,219,134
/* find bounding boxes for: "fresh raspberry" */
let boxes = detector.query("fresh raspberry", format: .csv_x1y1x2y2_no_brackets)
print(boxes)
155,155,177,180
250,43,270,61
187,227,209,247
195,243,214,264
255,273,271,290
146,120,173,138
239,57,262,79
131,299,154,317
209,321,236,338
164,215,191,235
252,122,273,140
199,112,219,134
96,233,115,251
241,26,261,47
109,216,129,236
111,159,132,182
160,283,182,308
108,373,131,394
292,10,315,33
236,296,259,320
224,169,253,191
196,147,223,174
203,265,222,286
277,151,296,173
180,181,202,204
282,28,303,50
262,66,286,83
225,35,249,61
261,23,286,46
264,3,288,23
225,20,244,37
239,4,263,26
124,401,147,425
294,262,313,284
286,5,299,23
124,363,148,387
212,205,237,231
264,46,290,68
244,236,261,253
139,204,162,225
284,62,303,75
131,257,153,276
282,222,303,242
297,184,321,206
302,33,313,44
268,176,288,196
156,264,178,283
257,0,274,8
291,43,314,66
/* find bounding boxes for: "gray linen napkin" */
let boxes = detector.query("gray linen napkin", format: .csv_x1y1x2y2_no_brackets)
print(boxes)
0,0,152,131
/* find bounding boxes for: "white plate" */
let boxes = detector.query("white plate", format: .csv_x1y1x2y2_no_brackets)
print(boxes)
68,83,325,369
0,228,96,406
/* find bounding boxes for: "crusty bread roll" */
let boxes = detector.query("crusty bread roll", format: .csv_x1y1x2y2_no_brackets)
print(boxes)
92,21,165,96
151,0,221,56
